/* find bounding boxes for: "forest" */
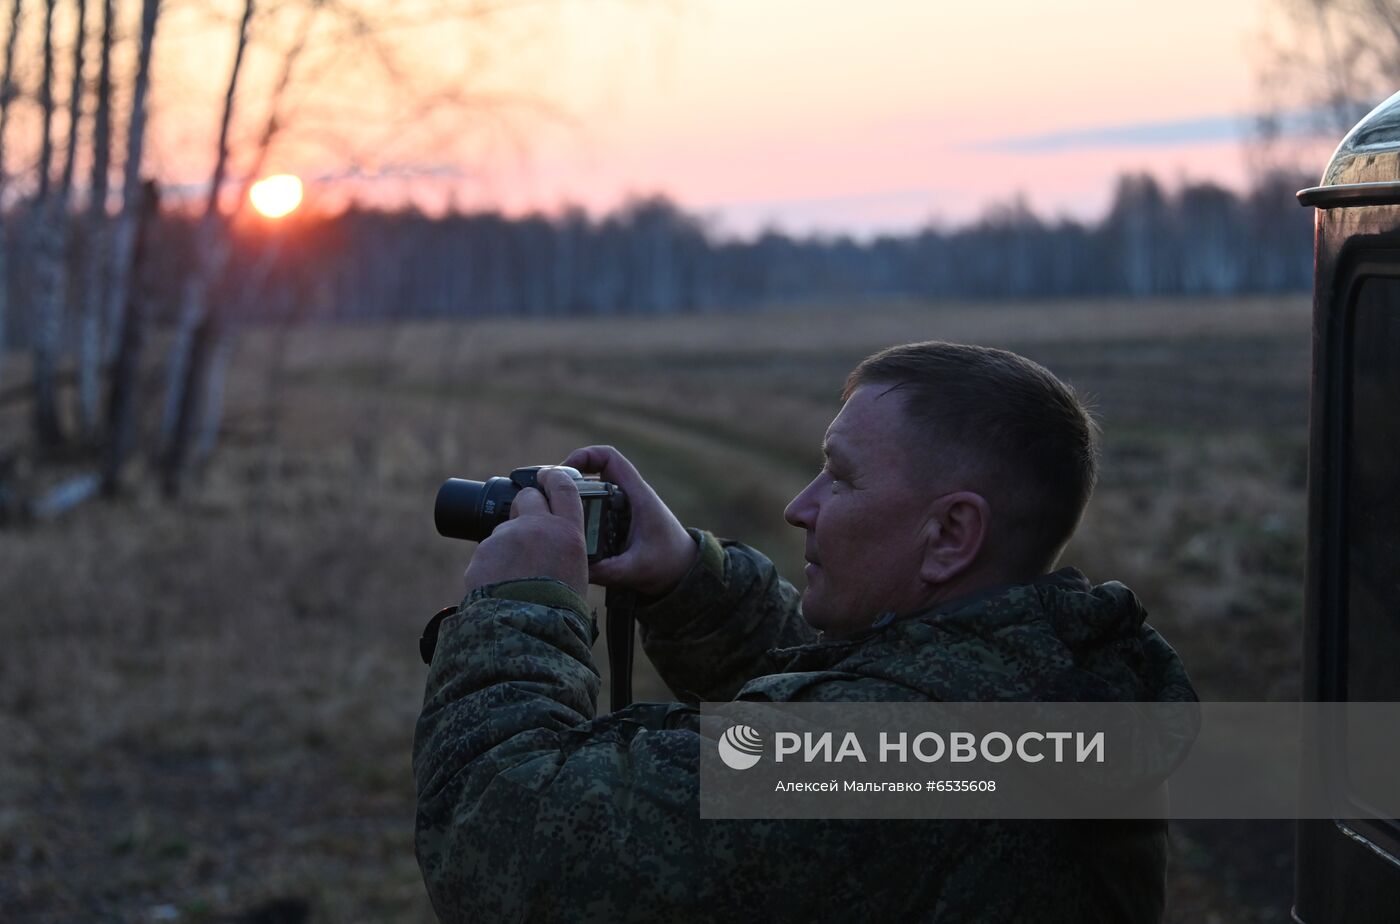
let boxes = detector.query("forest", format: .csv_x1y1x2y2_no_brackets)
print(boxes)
96,168,1318,330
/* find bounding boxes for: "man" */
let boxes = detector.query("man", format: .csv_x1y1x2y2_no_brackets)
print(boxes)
414,341,1196,922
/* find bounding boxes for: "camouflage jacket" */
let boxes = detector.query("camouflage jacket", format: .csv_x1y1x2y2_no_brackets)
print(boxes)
414,531,1197,923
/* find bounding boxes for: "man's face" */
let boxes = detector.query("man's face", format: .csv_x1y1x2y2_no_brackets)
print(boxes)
783,385,947,637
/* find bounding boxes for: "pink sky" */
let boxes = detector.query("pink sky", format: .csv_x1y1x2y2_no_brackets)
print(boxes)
142,0,1340,236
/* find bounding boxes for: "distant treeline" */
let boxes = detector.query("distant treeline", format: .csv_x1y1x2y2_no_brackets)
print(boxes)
5,168,1319,344
242,170,1313,322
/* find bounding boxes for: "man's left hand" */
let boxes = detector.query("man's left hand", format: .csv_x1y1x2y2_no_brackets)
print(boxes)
462,467,589,598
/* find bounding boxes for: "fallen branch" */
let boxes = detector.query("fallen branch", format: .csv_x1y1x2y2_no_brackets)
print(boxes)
27,471,101,519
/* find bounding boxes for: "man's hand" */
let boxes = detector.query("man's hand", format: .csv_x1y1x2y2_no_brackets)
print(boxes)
562,446,699,597
462,467,589,598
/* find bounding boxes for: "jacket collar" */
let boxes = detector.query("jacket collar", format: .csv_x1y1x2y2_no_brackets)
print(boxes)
765,567,1092,671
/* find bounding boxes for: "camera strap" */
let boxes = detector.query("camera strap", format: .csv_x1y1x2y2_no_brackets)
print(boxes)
604,586,636,712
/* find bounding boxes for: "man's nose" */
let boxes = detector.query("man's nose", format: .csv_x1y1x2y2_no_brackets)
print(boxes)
784,478,818,529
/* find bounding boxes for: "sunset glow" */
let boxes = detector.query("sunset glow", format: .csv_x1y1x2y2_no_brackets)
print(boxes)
145,0,1336,234
249,174,303,219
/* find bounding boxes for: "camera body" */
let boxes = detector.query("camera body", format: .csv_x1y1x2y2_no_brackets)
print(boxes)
434,466,630,562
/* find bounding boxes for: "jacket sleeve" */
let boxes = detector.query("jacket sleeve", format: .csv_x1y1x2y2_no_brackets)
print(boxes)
413,579,887,923
635,529,818,702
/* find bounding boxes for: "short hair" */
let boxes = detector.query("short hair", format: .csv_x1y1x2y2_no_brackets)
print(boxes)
843,341,1100,575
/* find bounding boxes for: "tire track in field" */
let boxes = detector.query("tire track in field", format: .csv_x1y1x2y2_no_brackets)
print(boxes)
514,383,819,472
402,375,823,483
523,388,813,502
502,383,814,563
299,360,824,477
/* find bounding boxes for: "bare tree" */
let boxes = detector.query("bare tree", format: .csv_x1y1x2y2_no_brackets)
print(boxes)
157,0,254,497
76,0,111,439
101,0,161,495
189,0,322,474
23,0,98,515
30,0,63,447
53,0,87,442
0,0,23,392
1257,0,1400,166
58,0,83,197
36,0,52,198
103,0,158,360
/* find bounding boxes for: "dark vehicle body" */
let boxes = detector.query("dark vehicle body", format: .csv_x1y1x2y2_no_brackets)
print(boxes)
1295,89,1400,922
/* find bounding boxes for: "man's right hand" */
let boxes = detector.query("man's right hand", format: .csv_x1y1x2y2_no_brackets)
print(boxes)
562,445,700,597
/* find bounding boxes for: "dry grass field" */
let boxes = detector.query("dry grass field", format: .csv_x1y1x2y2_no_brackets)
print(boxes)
1,294,1312,922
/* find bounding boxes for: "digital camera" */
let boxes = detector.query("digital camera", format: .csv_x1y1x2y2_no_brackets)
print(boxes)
434,466,630,562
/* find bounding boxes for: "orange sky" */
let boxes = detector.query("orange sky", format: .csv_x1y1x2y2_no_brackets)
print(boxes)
135,0,1339,235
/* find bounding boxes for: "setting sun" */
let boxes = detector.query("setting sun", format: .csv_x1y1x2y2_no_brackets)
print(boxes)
249,174,303,218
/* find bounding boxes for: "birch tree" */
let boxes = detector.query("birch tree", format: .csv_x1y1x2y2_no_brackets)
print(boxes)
103,0,157,359
157,0,253,497
30,0,62,447
53,0,87,439
0,0,23,392
101,0,161,494
58,0,83,197
188,0,321,474
1257,0,1400,161
76,0,111,438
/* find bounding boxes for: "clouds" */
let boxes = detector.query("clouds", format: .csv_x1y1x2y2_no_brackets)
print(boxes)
977,114,1252,152
976,110,1331,154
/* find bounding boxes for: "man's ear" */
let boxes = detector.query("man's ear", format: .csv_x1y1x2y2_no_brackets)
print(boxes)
920,491,990,585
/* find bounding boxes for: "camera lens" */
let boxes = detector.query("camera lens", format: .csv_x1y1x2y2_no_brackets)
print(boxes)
434,476,518,541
